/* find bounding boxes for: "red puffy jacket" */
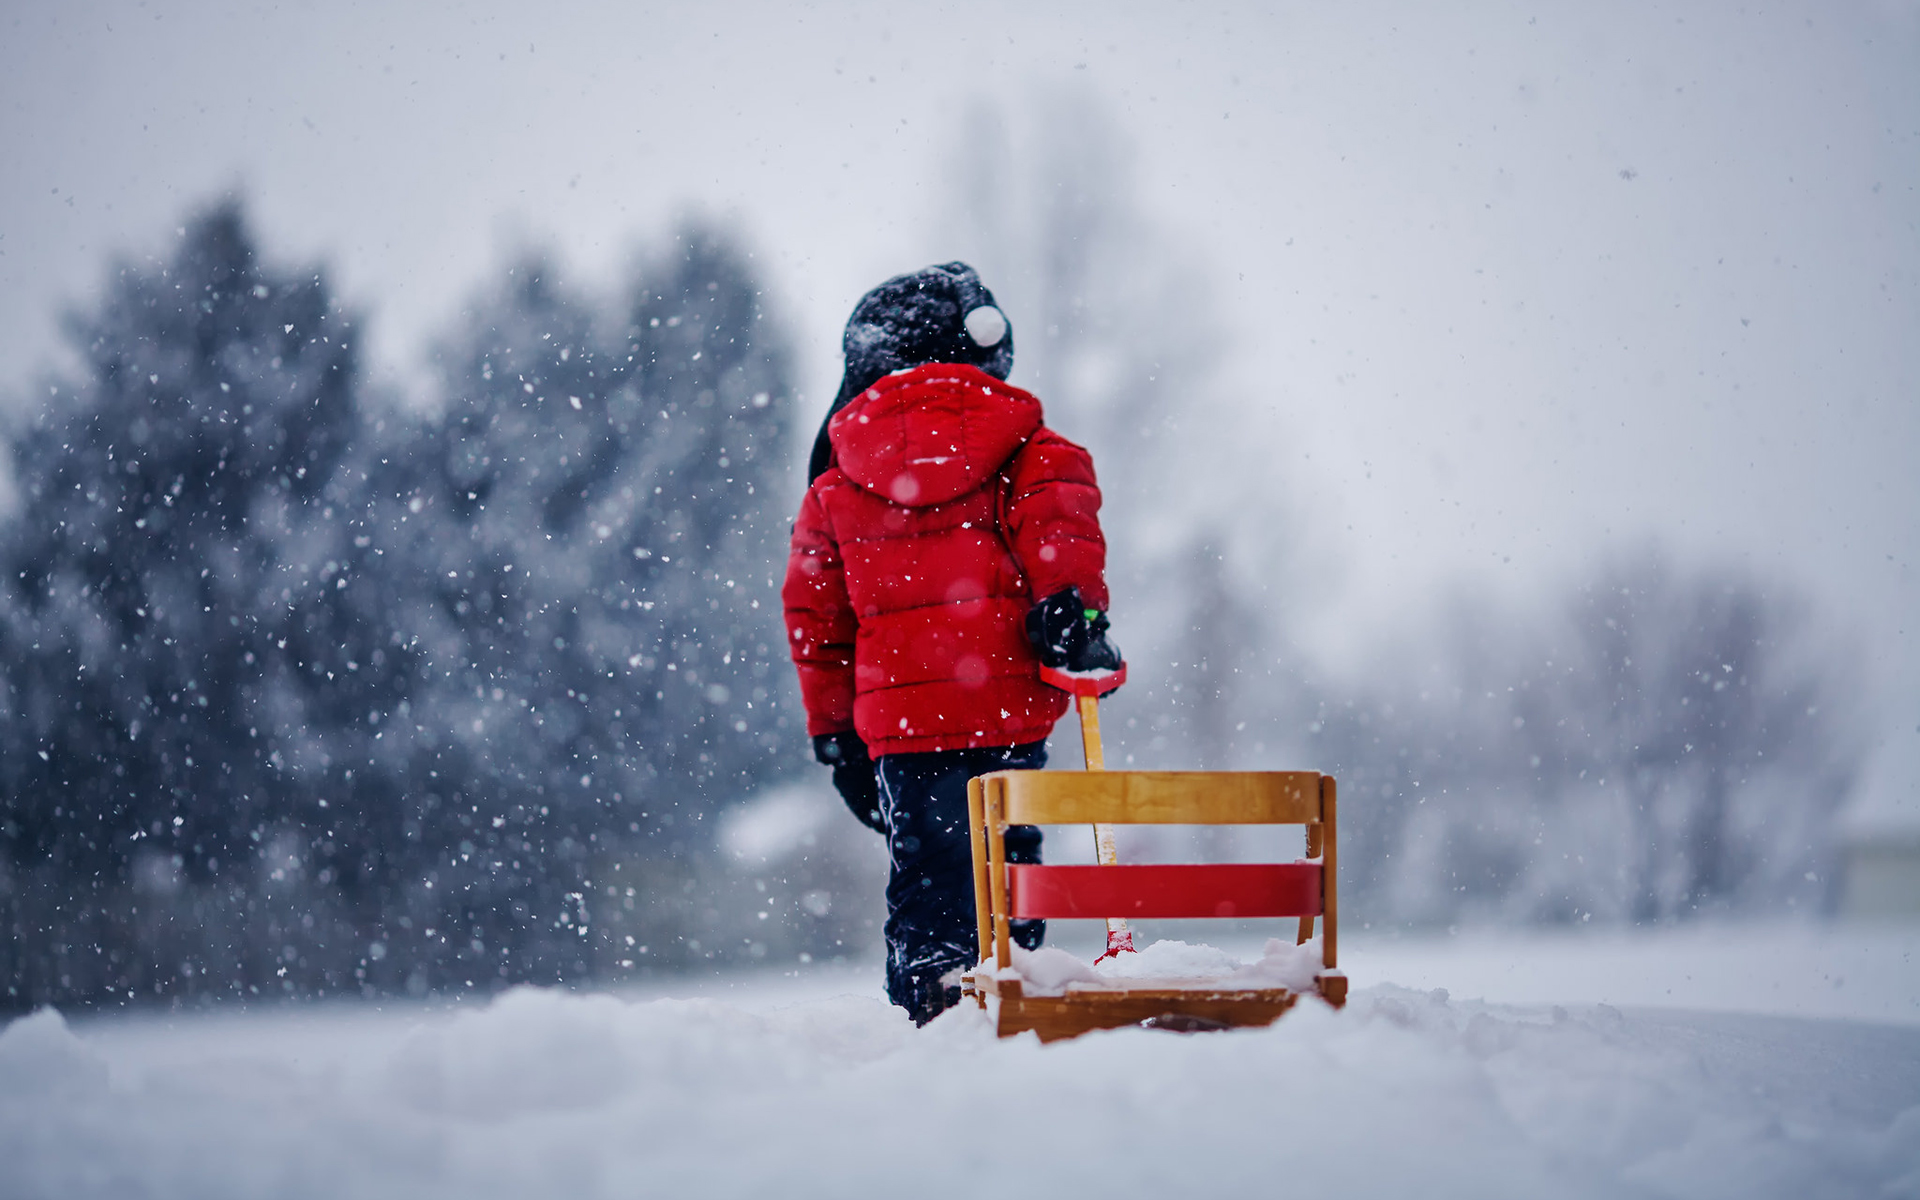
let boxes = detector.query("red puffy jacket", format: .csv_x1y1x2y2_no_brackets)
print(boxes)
783,363,1108,756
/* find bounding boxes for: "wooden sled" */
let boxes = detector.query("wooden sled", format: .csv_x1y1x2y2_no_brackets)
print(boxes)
962,768,1345,1042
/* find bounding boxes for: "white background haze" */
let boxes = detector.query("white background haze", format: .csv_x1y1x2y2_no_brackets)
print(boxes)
2,0,1915,814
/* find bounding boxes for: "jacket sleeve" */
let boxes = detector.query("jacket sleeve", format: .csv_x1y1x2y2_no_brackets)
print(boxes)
782,481,858,737
1003,428,1110,611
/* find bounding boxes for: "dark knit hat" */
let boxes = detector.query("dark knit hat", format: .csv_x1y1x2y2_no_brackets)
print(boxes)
808,262,1013,481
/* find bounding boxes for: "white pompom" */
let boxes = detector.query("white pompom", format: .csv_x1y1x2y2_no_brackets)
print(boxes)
964,305,1008,347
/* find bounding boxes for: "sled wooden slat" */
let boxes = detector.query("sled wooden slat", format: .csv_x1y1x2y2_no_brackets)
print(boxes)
1298,819,1324,945
994,770,1323,827
1321,775,1339,971
1005,862,1323,921
967,776,994,983
977,976,1304,1043
986,785,1014,971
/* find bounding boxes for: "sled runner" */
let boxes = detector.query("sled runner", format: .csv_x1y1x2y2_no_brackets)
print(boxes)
962,667,1345,1042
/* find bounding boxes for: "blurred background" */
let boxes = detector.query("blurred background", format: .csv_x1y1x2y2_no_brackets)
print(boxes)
1,0,1914,1011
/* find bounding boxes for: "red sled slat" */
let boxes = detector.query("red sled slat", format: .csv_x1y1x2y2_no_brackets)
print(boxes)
1005,863,1324,921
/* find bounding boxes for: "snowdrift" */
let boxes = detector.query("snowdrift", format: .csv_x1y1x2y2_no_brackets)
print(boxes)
5,929,1920,1200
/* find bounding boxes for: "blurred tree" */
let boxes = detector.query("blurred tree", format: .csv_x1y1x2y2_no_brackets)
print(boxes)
357,222,800,982
621,224,798,817
937,93,1296,774
0,201,395,1003
1306,546,1855,927
1546,549,1849,921
0,203,805,1010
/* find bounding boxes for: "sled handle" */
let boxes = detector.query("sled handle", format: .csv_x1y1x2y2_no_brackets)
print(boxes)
1041,663,1135,960
1039,663,1125,773
1038,663,1127,699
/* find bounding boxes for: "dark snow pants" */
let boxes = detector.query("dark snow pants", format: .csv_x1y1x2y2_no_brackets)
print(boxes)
875,741,1047,1024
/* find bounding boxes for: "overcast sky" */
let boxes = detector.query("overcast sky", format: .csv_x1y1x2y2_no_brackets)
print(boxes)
3,0,1915,814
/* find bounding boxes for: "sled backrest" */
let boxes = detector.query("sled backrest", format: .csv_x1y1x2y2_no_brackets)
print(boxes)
968,770,1338,976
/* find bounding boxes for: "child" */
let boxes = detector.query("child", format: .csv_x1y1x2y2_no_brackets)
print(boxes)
782,262,1122,1025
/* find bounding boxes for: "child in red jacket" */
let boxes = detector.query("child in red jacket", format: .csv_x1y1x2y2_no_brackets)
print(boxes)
783,263,1121,1024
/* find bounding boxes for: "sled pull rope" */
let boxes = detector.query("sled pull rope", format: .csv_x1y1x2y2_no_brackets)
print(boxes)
1040,664,1134,961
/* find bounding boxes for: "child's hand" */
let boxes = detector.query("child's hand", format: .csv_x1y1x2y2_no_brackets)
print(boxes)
1025,586,1124,675
813,731,885,833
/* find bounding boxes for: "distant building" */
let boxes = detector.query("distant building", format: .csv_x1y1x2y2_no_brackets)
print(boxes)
1837,743,1920,918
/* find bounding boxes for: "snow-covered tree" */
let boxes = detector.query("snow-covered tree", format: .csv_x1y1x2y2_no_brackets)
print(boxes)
343,224,799,983
0,202,806,1007
620,225,796,808
0,202,398,1003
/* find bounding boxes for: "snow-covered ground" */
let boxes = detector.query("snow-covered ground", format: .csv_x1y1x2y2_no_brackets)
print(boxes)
4,922,1918,1200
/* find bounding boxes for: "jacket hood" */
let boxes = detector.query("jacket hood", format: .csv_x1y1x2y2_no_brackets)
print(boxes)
827,363,1042,507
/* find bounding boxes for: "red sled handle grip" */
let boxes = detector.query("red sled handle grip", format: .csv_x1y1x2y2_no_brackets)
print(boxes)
1039,663,1127,698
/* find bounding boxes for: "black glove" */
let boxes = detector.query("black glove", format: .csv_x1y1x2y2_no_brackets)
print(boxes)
813,731,884,834
1024,586,1124,673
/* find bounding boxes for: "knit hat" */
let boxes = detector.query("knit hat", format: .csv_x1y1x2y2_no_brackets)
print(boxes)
808,262,1013,481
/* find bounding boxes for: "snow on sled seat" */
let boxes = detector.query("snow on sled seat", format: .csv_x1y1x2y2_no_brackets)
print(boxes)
963,770,1345,1042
